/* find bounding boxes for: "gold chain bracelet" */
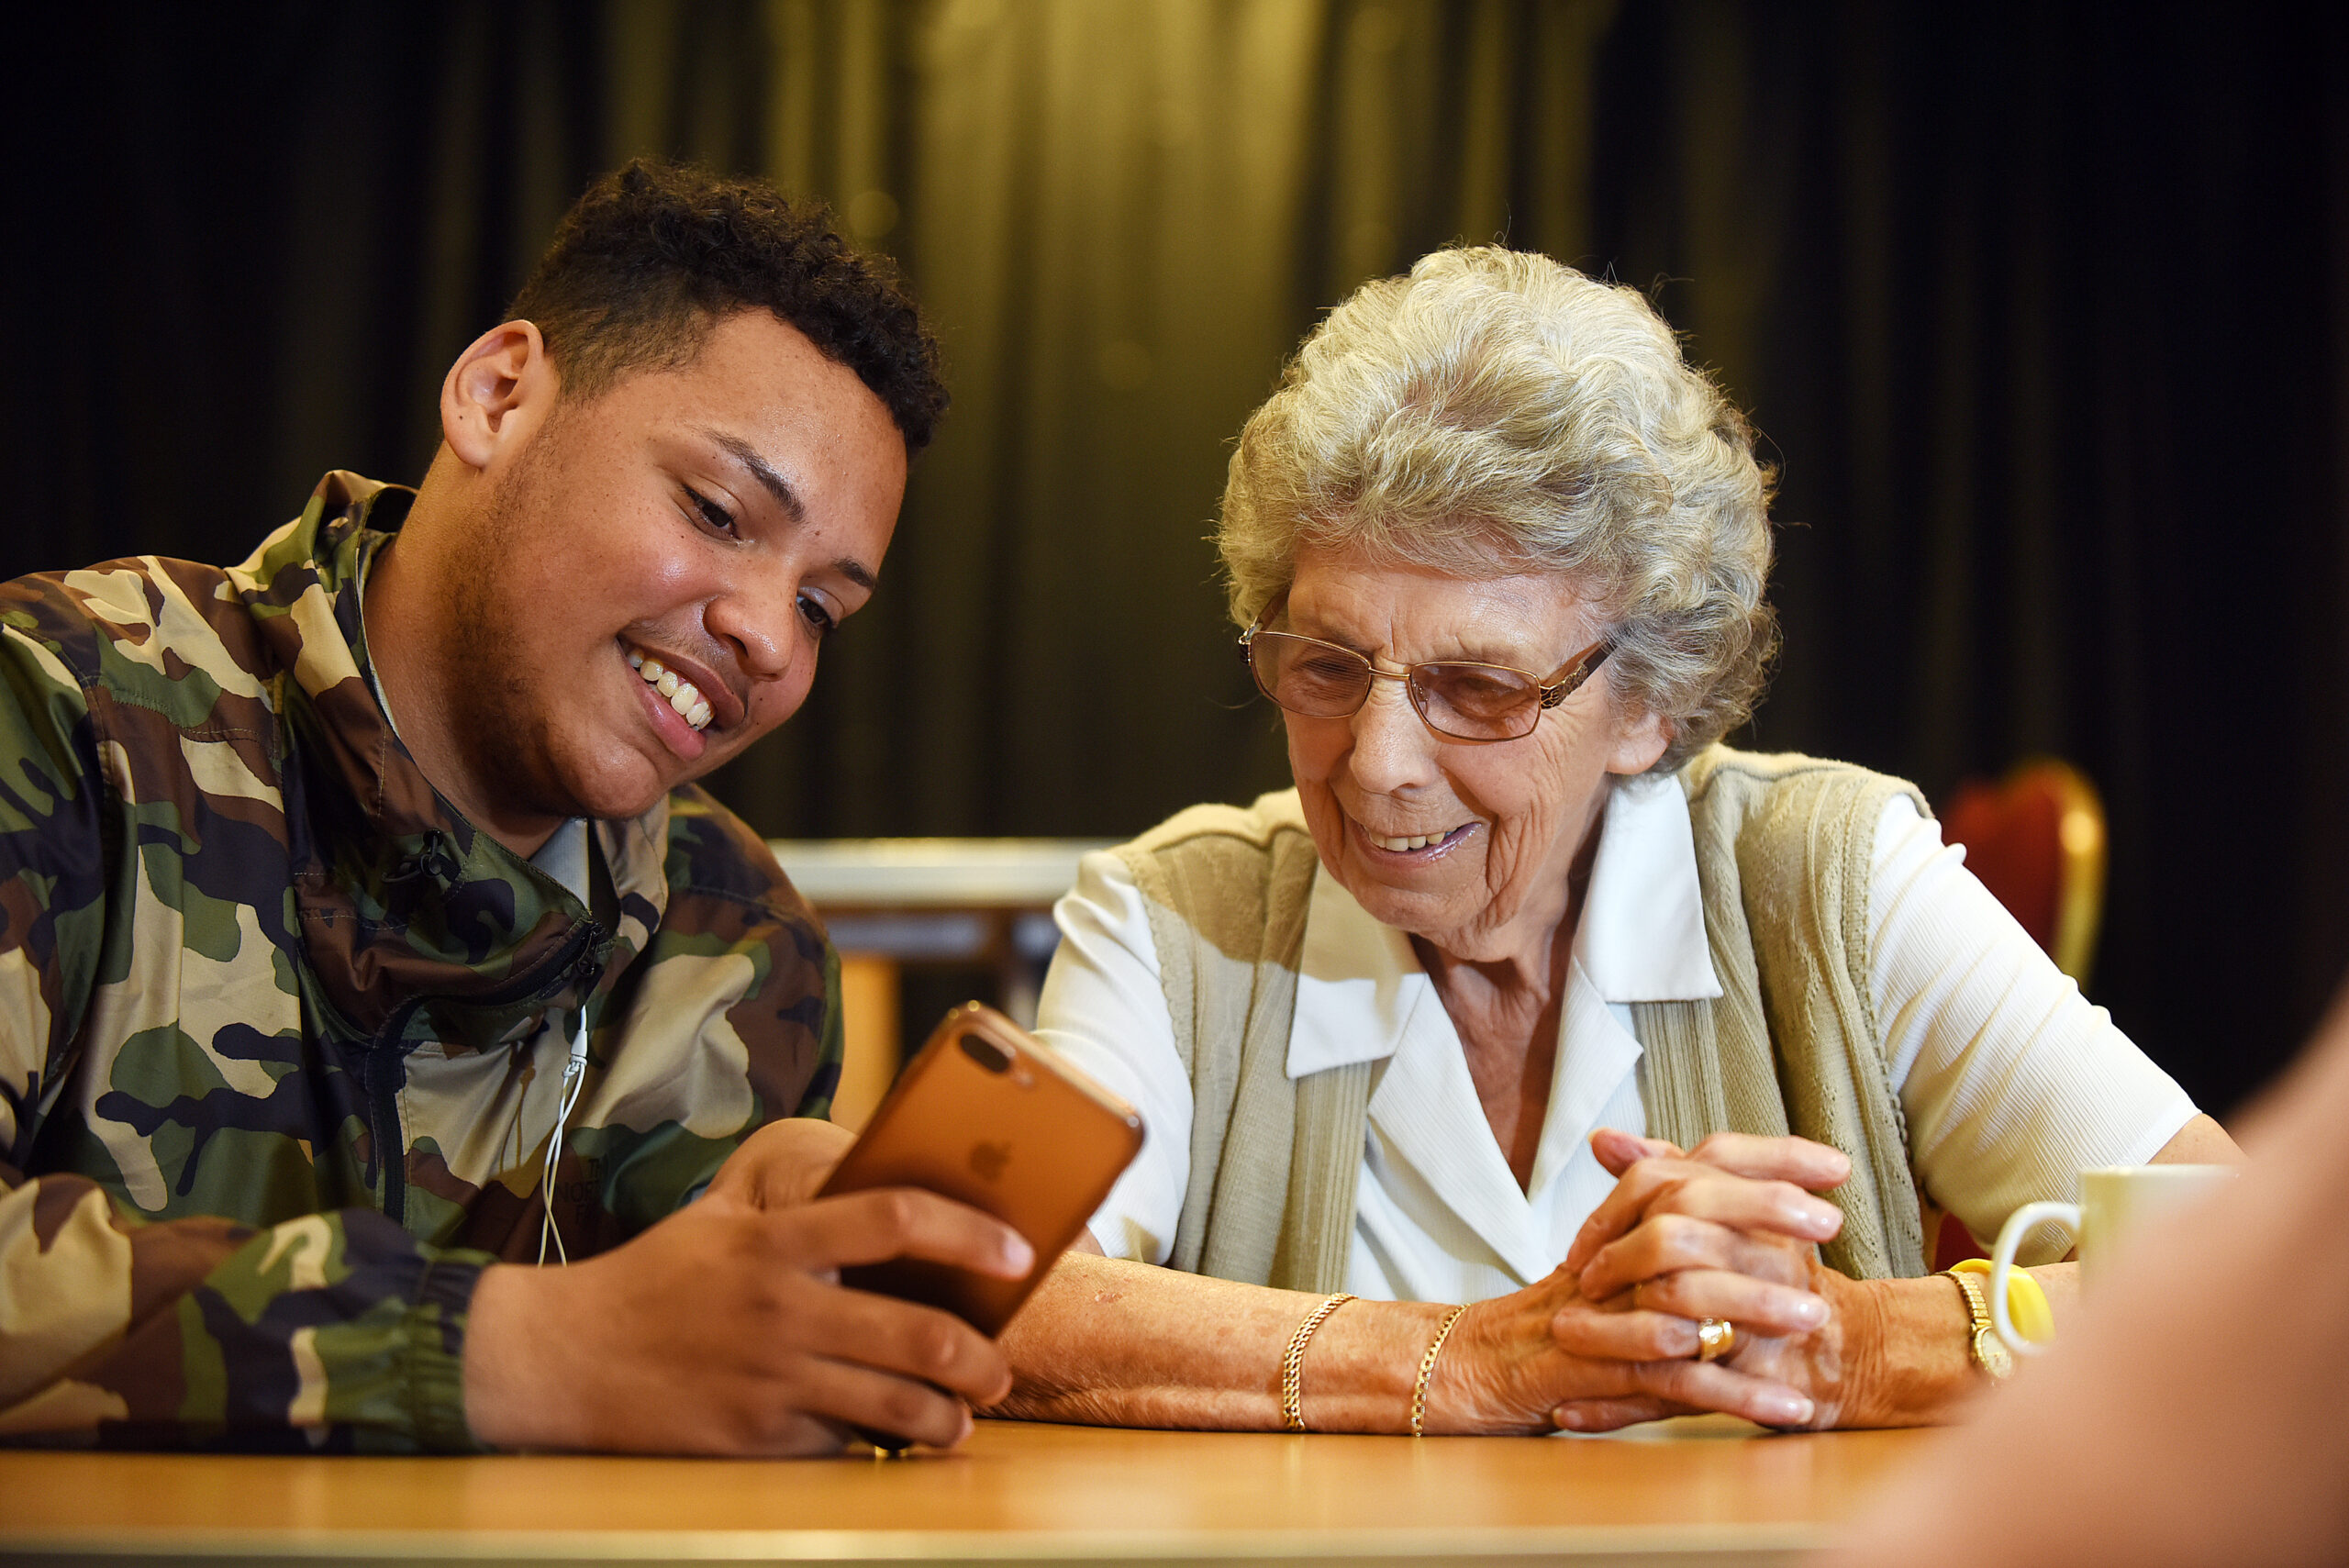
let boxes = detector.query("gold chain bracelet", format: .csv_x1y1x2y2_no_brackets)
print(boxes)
1279,1293,1356,1432
1409,1304,1471,1438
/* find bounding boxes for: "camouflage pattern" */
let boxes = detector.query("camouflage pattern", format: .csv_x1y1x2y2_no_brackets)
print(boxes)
0,473,841,1451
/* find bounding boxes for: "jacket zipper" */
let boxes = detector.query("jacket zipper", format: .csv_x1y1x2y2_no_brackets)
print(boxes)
362,918,607,1230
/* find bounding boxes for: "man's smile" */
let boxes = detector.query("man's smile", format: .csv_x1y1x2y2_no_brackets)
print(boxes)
620,638,755,768
625,647,716,732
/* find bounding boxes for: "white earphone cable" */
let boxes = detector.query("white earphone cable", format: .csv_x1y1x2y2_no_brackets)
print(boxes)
536,1008,590,1266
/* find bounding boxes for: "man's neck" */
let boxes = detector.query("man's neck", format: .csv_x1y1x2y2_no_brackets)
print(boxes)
360,530,564,861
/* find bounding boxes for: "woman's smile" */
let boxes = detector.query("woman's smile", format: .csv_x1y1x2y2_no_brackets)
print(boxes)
1351,815,1478,859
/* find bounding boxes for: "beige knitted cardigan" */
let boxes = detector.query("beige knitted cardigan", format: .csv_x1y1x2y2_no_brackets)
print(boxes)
1112,745,1932,1293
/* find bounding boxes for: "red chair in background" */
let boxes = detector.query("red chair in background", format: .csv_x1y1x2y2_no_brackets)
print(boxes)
1924,758,2109,1270
1942,758,2108,985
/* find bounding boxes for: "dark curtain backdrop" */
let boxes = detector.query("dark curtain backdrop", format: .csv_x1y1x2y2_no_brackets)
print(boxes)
6,2,2344,1118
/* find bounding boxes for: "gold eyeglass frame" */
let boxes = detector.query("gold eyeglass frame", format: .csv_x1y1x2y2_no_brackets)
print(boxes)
1237,594,1617,744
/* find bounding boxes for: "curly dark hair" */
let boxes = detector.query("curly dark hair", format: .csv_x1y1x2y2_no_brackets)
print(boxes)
507,160,947,450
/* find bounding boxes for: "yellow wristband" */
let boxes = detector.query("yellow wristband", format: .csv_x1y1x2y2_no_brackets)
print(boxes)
1952,1257,2054,1345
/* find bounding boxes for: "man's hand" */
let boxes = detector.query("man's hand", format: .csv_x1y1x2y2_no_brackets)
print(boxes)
704,1116,858,1209
462,1182,1032,1455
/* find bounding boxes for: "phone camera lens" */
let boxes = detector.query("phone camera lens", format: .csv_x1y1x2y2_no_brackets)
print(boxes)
959,1033,1015,1074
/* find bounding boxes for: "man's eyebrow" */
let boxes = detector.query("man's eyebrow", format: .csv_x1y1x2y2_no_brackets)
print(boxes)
701,428,806,524
698,427,876,593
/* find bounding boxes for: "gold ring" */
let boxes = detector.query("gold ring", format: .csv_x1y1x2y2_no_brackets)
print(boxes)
1695,1318,1736,1362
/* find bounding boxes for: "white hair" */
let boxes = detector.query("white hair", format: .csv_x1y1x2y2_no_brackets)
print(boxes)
1217,246,1776,772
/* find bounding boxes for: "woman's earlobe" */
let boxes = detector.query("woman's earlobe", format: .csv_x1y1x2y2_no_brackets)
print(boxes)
1609,710,1674,775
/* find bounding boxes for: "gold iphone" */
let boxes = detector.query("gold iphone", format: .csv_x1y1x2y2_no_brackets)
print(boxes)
817,1001,1144,1337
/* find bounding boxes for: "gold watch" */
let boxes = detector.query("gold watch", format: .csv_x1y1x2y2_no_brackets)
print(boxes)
1943,1266,2013,1383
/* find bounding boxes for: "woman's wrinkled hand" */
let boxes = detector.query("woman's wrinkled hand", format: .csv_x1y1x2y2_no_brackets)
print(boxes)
1549,1129,1870,1429
1428,1257,1826,1435
1565,1129,1851,1279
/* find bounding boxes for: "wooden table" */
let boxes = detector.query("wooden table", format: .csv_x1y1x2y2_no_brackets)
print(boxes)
0,1416,1933,1567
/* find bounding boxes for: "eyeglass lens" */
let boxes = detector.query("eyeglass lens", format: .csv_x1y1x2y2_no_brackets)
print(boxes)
1246,631,1541,741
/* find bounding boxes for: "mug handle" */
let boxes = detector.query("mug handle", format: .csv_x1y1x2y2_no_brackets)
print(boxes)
1987,1200,2077,1357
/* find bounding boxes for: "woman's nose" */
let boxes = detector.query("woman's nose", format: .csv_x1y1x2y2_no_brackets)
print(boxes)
1344,675,1439,790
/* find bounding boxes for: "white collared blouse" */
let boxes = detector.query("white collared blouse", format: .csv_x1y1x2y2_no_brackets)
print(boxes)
1035,772,2197,1299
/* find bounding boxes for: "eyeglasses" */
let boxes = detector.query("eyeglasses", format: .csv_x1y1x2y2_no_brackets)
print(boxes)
1238,598,1616,743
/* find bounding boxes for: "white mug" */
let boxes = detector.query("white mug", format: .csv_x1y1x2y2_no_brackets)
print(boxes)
1987,1163,2236,1356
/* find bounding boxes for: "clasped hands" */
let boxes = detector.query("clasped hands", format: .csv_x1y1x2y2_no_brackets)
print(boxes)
1439,1128,1862,1435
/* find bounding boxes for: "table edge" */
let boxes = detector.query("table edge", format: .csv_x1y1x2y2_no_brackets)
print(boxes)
0,1521,1833,1565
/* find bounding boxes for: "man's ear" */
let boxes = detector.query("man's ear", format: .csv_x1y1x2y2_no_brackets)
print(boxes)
440,320,556,473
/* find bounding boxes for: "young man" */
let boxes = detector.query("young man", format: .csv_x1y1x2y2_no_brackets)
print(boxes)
0,161,1028,1454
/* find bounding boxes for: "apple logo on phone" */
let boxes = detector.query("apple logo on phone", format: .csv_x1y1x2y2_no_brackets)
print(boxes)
969,1140,1011,1182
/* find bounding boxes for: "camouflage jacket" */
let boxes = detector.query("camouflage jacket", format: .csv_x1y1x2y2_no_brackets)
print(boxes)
0,473,841,1451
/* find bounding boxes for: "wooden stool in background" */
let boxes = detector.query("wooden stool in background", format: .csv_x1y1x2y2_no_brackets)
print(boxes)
832,953,901,1132
1926,759,2109,1268
768,839,1118,1131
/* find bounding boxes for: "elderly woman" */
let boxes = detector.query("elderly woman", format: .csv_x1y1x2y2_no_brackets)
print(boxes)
996,248,2238,1434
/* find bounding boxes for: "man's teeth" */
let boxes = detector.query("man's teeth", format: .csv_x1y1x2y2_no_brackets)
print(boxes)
1373,830,1451,851
626,651,714,732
